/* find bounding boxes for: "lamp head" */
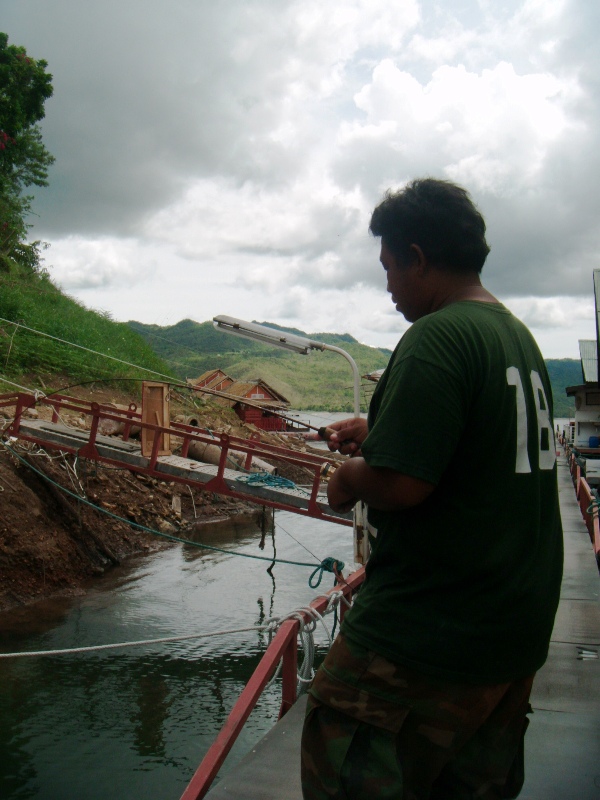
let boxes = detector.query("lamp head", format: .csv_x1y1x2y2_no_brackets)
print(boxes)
213,316,325,355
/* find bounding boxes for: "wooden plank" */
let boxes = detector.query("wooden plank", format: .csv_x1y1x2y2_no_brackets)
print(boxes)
141,381,171,456
521,709,600,800
526,454,600,796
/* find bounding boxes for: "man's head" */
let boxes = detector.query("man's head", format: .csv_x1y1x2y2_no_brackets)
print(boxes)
369,178,490,274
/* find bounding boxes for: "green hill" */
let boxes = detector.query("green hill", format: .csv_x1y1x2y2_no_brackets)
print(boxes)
128,319,583,416
546,359,582,418
0,268,583,417
128,319,392,412
0,271,174,393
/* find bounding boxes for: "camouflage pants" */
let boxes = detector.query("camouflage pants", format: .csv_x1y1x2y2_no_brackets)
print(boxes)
301,635,533,800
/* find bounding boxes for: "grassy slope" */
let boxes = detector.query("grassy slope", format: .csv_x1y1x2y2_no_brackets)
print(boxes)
0,272,174,393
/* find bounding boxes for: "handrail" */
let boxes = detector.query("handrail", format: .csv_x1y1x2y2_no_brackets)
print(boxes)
564,445,600,568
180,566,366,800
0,390,332,469
0,391,352,527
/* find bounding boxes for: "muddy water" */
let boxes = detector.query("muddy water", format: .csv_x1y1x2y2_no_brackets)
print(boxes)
0,412,357,800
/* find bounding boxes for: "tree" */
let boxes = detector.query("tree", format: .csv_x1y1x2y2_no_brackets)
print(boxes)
0,32,54,273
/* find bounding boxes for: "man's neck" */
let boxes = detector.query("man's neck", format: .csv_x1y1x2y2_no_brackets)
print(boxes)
430,273,499,312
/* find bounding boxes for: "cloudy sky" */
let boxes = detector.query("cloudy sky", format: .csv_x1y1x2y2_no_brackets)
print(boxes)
5,0,600,357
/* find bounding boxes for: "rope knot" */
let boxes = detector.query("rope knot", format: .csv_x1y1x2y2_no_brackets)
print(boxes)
309,556,345,588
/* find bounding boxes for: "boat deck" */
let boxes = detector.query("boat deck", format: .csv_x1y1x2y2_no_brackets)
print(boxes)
205,452,600,799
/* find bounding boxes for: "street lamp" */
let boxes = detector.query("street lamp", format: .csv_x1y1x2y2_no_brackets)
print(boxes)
212,315,361,418
213,315,369,564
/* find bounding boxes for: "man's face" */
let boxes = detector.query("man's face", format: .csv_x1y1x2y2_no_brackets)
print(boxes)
380,241,423,322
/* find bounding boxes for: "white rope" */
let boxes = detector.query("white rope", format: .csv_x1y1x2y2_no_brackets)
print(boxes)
0,316,176,383
53,408,86,432
324,588,352,612
262,612,318,692
0,624,270,659
8,441,62,461
288,606,332,646
0,588,354,660
0,416,14,432
297,625,316,688
262,593,353,692
0,374,46,398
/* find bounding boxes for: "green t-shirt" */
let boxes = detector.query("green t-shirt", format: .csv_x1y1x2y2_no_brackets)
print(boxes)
341,301,563,684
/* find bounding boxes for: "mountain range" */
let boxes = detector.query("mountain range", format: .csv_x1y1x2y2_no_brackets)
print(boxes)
129,318,582,416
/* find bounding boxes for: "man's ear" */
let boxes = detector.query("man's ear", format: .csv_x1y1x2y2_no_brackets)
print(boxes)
409,243,427,273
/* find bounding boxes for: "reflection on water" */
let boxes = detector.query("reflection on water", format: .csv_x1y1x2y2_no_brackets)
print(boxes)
0,501,354,799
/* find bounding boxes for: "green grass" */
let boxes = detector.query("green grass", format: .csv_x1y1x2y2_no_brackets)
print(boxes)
0,272,175,393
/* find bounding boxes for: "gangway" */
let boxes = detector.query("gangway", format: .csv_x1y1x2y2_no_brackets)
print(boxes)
0,391,352,527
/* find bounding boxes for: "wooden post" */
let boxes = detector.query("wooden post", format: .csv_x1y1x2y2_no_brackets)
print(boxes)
141,382,171,457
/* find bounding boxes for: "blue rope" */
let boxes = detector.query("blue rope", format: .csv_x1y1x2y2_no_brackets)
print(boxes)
2,443,344,578
236,472,298,489
587,489,600,516
309,557,345,588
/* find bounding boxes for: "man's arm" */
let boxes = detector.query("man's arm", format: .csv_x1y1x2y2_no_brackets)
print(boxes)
327,457,435,513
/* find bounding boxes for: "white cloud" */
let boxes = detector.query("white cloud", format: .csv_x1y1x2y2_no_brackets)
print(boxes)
49,237,156,290
3,0,599,359
505,296,594,330
145,176,371,292
349,59,579,194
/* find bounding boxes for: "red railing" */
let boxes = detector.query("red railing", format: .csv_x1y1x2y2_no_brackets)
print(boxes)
179,566,366,800
565,446,600,562
0,391,351,527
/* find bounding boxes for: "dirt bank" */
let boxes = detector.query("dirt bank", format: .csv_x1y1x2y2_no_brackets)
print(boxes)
0,386,333,612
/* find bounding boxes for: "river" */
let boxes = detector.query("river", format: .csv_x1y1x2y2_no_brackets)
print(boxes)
2,409,568,799
0,411,359,800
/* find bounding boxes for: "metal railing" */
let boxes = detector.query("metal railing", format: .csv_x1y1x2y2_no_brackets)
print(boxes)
0,391,351,527
179,566,366,800
565,445,600,567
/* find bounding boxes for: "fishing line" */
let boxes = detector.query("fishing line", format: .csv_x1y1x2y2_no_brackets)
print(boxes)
0,316,178,383
274,516,323,564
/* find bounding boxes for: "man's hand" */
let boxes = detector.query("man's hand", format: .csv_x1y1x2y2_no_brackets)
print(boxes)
320,417,369,456
327,457,435,513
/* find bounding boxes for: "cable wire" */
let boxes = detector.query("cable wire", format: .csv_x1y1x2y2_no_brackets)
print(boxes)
1,441,345,574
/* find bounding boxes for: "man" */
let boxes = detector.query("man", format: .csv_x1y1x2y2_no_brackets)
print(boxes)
301,178,563,799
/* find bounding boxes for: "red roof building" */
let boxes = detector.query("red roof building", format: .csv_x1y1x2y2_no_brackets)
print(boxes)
188,372,293,431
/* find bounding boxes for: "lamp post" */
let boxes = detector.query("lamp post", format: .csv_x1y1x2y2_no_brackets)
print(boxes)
212,316,361,418
212,315,368,564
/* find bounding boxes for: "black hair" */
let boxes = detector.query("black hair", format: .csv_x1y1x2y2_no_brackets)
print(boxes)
369,178,490,273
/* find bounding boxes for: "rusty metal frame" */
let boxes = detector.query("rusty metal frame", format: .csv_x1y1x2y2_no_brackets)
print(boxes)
179,566,365,800
0,391,351,527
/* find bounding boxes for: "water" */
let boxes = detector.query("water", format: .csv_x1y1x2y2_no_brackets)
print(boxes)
0,412,358,800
